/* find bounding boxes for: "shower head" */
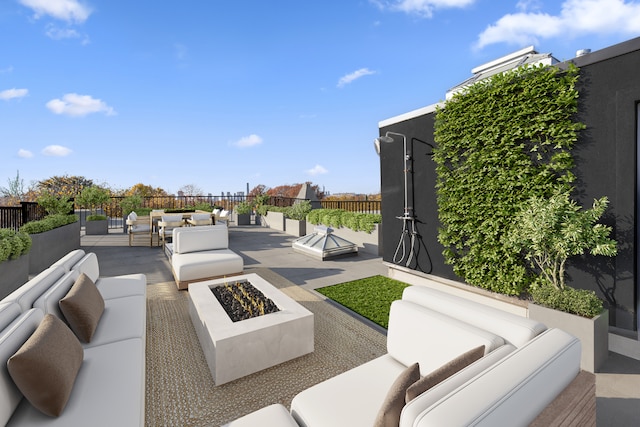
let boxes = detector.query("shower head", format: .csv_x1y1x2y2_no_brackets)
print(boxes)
377,135,395,144
374,133,399,155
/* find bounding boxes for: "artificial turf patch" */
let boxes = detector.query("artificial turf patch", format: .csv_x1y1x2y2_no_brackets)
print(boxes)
316,275,410,329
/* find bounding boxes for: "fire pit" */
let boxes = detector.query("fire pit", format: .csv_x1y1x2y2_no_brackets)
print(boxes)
210,279,279,322
188,273,314,385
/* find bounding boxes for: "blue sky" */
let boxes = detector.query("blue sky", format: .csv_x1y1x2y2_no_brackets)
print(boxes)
2,0,640,196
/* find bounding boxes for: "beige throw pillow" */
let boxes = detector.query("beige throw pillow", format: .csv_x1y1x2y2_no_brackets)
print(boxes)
374,362,420,427
7,314,84,417
405,345,485,402
59,273,105,342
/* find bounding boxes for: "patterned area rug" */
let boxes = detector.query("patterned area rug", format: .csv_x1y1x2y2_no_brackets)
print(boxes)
145,268,387,426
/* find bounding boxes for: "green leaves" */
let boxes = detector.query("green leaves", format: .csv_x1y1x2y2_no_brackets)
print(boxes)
434,64,585,295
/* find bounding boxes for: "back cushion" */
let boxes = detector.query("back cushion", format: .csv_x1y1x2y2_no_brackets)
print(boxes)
70,253,100,283
0,309,44,426
33,271,80,321
0,303,22,332
50,250,86,272
191,213,211,221
402,286,546,347
173,226,229,253
3,266,66,312
387,300,504,376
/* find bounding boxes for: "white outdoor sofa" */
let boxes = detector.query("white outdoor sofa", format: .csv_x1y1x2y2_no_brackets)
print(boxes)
226,285,593,427
0,249,146,426
169,225,244,290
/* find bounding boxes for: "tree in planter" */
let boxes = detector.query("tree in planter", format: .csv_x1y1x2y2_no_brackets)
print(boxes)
285,200,312,221
505,190,617,317
234,201,253,215
77,186,111,220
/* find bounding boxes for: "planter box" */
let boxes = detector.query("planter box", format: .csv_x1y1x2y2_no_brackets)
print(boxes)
29,221,81,275
261,211,286,231
306,222,382,256
85,219,108,235
236,213,251,226
528,303,609,373
0,254,29,299
285,219,306,237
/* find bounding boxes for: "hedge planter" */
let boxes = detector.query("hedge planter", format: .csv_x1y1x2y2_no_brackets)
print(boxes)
29,221,81,275
85,219,108,235
0,254,29,299
528,303,609,373
306,222,382,256
285,219,306,237
261,211,286,231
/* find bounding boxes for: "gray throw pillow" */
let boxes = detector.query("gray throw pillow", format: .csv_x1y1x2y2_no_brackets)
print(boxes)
374,362,420,427
7,314,84,417
59,272,105,342
405,345,485,402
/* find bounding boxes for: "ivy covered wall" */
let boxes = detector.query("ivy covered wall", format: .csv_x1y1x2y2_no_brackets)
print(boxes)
379,37,640,331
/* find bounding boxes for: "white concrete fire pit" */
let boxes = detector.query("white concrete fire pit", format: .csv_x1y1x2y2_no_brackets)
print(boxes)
188,273,314,385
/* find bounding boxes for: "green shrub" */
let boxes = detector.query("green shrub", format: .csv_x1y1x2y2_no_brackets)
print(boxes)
307,209,381,233
234,201,253,215
20,214,78,234
87,215,107,221
530,284,603,318
0,228,32,262
120,195,142,216
36,192,74,216
285,200,312,221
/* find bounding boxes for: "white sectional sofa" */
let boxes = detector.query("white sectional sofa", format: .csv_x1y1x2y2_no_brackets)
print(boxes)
226,285,589,427
169,225,244,290
0,249,146,426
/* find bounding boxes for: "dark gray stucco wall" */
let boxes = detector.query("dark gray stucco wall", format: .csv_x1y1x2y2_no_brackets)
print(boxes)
379,37,640,332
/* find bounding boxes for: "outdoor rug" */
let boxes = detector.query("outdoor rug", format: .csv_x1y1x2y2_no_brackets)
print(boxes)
145,268,387,426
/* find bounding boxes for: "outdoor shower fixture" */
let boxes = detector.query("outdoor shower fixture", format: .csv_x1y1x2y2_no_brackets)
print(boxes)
375,131,418,267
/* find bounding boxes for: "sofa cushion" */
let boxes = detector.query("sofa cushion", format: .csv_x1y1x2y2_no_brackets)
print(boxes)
7,314,83,417
224,403,299,427
59,273,105,343
8,337,145,426
411,329,581,427
402,286,546,347
0,309,44,426
374,362,420,427
291,354,408,427
0,303,21,332
386,300,504,375
70,252,100,283
95,274,147,300
173,226,229,253
2,266,66,312
172,249,243,282
405,345,484,402
50,250,86,273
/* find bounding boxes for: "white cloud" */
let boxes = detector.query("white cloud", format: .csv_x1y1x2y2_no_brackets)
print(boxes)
337,68,376,88
477,0,640,49
0,66,14,74
18,149,33,158
306,165,328,176
233,134,263,148
0,88,28,100
46,93,116,117
19,0,92,23
42,145,72,157
371,0,475,18
45,24,90,44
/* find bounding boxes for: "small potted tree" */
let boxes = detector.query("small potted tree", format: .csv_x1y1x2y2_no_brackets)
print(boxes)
234,201,253,226
284,200,312,237
506,189,617,372
77,186,111,235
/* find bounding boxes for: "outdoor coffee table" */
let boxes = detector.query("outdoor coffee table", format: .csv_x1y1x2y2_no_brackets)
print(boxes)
188,273,314,385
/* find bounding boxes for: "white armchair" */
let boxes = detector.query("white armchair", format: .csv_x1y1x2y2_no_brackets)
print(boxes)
125,212,152,246
187,213,213,227
158,215,184,247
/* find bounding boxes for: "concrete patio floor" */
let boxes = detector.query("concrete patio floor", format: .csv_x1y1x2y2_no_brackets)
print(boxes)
81,224,640,426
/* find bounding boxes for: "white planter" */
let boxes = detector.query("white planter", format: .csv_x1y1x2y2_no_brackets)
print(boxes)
285,219,306,237
262,211,285,231
528,303,609,373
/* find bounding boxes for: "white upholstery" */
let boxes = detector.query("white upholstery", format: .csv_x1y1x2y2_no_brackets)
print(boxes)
188,213,213,226
412,329,581,426
159,215,184,246
224,404,298,427
387,300,504,375
0,251,146,426
402,286,546,347
8,337,145,427
291,355,407,427
170,226,243,288
49,250,86,272
2,267,66,312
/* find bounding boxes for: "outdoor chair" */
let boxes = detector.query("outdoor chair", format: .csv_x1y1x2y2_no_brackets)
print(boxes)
158,214,185,247
216,209,230,226
126,212,152,246
187,213,213,227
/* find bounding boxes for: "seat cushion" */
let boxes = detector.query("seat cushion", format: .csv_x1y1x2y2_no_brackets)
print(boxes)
172,250,243,282
95,274,147,300
224,404,298,427
7,314,83,417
